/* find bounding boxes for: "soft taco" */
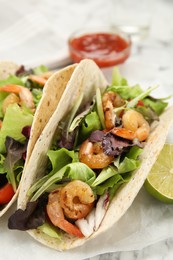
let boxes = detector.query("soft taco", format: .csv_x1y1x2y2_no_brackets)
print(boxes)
0,60,77,216
9,59,173,250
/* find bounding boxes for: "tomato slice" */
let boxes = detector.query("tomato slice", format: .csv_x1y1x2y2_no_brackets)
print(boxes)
0,183,15,205
137,100,145,107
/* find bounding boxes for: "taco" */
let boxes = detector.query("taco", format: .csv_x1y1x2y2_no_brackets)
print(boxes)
0,60,77,216
9,59,173,250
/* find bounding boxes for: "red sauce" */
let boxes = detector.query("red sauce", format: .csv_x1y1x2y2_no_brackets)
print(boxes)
68,32,131,67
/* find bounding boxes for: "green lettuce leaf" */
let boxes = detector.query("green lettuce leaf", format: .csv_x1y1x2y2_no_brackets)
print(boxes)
32,88,43,107
92,146,142,195
136,106,159,123
143,97,168,115
28,148,77,196
0,103,33,153
78,111,101,143
33,65,48,75
4,137,26,191
0,153,6,173
30,162,96,201
38,222,61,240
118,157,140,174
95,174,129,196
0,75,24,87
108,84,143,100
111,67,128,86
118,146,142,174
109,174,131,200
47,148,77,174
92,166,118,187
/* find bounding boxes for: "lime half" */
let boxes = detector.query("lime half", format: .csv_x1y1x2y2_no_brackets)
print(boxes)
144,144,173,203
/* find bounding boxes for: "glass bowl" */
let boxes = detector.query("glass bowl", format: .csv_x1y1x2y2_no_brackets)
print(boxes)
68,27,131,68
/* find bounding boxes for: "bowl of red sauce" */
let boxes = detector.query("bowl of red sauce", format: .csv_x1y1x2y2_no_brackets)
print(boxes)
68,27,131,68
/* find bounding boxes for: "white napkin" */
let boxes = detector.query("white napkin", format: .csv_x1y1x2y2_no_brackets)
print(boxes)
0,4,70,68
0,0,112,68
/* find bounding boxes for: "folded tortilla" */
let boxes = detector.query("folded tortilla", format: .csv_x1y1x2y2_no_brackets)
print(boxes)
17,59,173,250
0,61,77,217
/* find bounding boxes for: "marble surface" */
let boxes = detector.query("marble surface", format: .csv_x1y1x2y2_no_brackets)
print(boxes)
0,0,173,259
88,237,173,260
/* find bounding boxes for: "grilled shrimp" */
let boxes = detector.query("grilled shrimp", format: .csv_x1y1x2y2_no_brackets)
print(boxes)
0,84,35,111
46,189,84,238
28,71,54,86
2,93,20,114
47,181,95,237
60,180,95,220
79,139,114,169
102,91,124,129
111,110,150,141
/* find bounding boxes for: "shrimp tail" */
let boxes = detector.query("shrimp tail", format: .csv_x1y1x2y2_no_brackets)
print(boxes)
58,219,84,238
111,127,136,140
0,84,22,94
28,75,47,86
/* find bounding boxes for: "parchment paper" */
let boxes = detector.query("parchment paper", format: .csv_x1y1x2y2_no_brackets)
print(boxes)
0,61,173,259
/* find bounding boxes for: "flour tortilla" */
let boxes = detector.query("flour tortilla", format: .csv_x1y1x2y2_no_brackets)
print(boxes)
0,61,20,80
17,59,173,251
0,61,77,217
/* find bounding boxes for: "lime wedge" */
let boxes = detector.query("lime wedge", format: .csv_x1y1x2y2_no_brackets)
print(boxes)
144,144,173,203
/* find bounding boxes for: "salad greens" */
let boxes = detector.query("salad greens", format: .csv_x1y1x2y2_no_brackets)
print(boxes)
0,104,33,154
9,66,169,238
0,64,48,193
28,67,168,204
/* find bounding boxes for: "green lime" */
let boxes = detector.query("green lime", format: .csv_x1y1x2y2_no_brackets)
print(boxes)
144,144,173,203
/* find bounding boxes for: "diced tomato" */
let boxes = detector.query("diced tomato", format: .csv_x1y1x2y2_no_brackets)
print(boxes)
137,100,145,107
0,183,15,205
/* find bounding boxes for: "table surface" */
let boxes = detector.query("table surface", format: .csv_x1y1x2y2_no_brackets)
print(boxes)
0,0,173,259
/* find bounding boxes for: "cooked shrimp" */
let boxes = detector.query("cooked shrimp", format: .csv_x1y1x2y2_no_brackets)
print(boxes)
111,127,136,140
102,91,124,129
79,139,114,169
28,75,47,86
47,189,84,238
2,93,20,114
60,180,95,220
111,110,150,141
0,84,35,111
28,71,53,86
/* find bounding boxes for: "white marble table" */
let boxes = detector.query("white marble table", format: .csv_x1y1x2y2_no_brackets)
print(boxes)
0,0,173,259
88,237,173,260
